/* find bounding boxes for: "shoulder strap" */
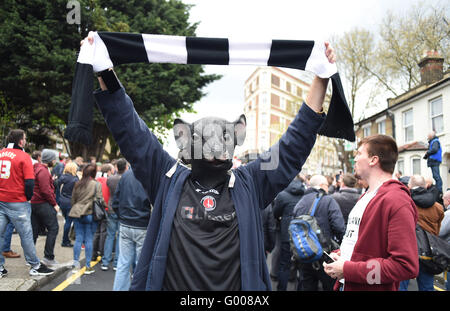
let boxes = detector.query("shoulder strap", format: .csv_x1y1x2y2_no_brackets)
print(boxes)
308,192,324,217
94,181,101,197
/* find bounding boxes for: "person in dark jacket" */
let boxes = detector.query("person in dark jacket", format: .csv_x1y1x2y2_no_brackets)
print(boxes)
30,149,60,267
331,173,360,225
425,177,442,205
273,176,305,291
57,162,79,247
293,175,345,291
399,175,444,291
112,168,151,291
262,202,276,256
423,131,443,195
83,34,336,290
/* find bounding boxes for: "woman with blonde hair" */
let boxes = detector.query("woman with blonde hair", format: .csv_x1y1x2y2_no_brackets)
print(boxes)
69,164,105,274
57,162,79,247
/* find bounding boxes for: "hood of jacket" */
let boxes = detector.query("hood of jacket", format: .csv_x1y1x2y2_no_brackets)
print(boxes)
304,186,327,196
286,179,305,196
33,162,48,174
410,186,435,209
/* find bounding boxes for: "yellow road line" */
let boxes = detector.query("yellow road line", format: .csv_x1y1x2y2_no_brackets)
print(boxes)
52,256,101,292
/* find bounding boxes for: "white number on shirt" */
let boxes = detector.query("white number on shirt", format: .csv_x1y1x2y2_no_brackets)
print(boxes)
0,160,11,179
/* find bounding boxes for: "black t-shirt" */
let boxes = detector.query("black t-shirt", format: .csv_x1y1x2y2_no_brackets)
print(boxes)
162,177,241,290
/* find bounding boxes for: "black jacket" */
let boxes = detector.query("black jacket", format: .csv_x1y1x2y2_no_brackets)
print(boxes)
112,169,151,229
273,179,305,242
331,187,360,224
410,187,435,209
57,173,79,206
293,188,345,243
262,203,276,253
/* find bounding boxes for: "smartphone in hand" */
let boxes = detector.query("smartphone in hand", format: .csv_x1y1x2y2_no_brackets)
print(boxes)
323,250,336,264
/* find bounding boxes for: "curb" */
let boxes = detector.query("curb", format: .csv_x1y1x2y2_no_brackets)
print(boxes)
0,264,72,291
26,264,72,291
31,257,94,291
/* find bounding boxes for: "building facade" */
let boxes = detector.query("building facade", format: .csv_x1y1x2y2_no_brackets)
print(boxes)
237,66,340,176
354,108,395,140
355,51,449,190
389,52,449,190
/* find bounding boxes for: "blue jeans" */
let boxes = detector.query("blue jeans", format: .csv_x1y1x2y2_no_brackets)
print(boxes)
102,213,119,267
113,225,146,291
60,202,73,246
399,263,435,291
73,215,98,268
430,165,443,193
0,201,40,269
1,222,15,252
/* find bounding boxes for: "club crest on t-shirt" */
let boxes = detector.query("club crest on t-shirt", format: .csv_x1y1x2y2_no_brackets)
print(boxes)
201,195,216,212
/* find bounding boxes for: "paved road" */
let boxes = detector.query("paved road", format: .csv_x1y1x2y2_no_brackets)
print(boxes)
39,256,115,291
39,251,446,291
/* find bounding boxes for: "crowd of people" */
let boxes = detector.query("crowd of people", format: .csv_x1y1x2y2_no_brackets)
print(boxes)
1,126,449,292
0,129,151,291
1,128,449,291
266,148,450,291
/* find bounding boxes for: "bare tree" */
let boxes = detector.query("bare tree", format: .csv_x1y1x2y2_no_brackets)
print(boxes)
333,28,375,118
331,28,377,172
372,1,449,95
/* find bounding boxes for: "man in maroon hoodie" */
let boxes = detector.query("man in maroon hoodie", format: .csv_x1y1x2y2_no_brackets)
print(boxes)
31,149,60,267
323,134,419,291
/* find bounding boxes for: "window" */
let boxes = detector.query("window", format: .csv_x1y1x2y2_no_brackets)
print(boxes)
271,74,280,87
261,92,268,109
377,120,386,135
270,114,280,125
363,125,371,137
412,157,421,175
262,72,268,86
397,159,404,175
280,97,286,110
261,112,268,127
271,93,280,107
430,96,443,134
403,109,413,142
286,81,291,93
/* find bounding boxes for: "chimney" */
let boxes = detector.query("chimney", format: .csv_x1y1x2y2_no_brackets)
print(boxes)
418,50,444,85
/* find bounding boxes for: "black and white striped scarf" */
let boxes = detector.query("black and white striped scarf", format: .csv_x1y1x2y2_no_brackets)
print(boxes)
64,32,354,145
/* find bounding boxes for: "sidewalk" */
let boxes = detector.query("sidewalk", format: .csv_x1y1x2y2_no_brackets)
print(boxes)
0,213,76,291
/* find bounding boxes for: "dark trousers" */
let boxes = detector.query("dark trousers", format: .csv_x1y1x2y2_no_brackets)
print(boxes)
92,218,107,259
277,242,292,291
60,204,73,245
31,203,59,260
430,165,443,193
299,260,335,291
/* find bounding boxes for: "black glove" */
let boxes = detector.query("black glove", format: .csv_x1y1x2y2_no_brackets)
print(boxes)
423,154,428,159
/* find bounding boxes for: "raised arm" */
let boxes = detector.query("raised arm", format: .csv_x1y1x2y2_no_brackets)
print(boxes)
81,35,176,204
242,42,334,207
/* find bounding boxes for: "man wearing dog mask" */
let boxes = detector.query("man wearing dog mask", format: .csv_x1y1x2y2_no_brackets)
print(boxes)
82,34,335,290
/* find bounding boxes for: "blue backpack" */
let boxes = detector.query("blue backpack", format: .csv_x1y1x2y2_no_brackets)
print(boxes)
289,193,327,264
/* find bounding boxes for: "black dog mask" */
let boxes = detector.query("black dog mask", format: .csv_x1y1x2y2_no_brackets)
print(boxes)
173,115,246,180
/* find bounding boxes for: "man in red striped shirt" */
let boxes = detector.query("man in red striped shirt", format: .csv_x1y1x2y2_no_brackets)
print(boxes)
0,129,54,277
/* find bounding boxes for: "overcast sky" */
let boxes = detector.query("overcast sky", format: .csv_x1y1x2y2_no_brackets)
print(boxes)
163,0,445,157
